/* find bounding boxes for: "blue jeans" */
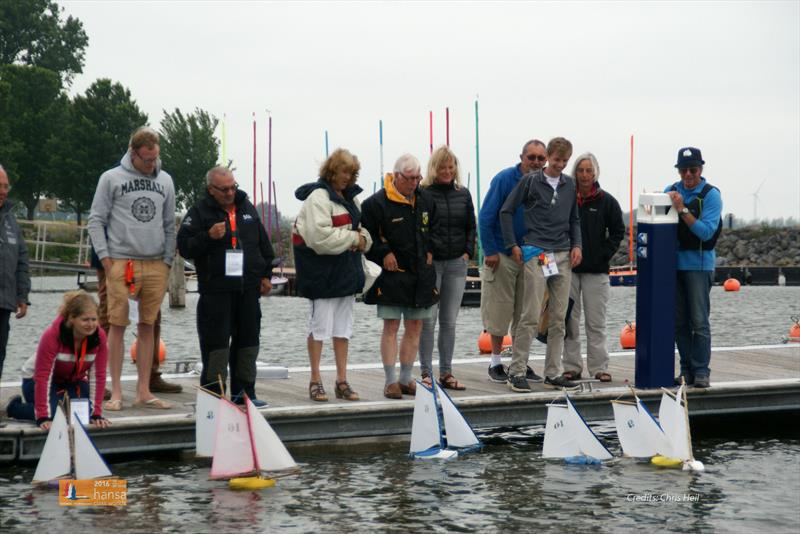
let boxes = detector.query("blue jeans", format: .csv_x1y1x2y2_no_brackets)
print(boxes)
675,270,714,379
419,257,468,377
7,377,91,422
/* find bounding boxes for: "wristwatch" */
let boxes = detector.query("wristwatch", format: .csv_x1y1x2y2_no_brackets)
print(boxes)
680,207,690,215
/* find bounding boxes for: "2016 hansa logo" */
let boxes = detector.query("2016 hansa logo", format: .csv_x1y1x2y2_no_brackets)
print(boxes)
59,479,127,506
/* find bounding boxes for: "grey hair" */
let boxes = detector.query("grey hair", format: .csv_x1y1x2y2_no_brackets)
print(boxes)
393,153,420,175
206,165,233,185
570,152,600,181
520,139,546,156
0,163,4,172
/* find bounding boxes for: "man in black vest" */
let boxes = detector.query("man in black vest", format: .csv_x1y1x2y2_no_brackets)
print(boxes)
665,147,723,388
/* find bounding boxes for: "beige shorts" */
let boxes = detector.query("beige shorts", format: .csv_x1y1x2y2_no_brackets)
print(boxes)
480,253,525,337
107,259,170,326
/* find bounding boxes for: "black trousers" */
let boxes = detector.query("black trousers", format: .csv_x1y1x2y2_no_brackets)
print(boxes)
196,288,262,400
0,309,10,383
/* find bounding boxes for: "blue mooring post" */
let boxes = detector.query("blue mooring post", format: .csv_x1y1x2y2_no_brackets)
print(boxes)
635,193,678,388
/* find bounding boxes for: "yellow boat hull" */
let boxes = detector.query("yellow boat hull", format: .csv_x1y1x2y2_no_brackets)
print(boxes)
651,455,683,468
228,476,276,490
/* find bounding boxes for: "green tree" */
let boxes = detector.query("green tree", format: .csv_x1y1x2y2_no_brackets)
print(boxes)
0,0,88,85
50,79,148,224
159,108,220,211
0,64,67,220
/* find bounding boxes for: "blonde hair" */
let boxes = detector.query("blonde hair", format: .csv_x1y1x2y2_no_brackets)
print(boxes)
58,290,98,320
319,148,360,186
421,146,461,189
546,137,573,158
129,126,160,151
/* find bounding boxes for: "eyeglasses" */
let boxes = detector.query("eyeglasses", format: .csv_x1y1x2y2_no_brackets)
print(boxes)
526,155,547,162
211,183,239,194
678,167,701,175
398,172,422,182
134,150,158,165
551,189,559,206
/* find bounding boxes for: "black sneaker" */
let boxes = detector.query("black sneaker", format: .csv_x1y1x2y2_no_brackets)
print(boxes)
674,374,694,386
488,364,508,383
526,366,543,382
693,376,710,388
507,375,532,393
544,375,580,390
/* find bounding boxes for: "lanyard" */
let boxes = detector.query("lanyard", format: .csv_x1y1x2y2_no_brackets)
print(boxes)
74,338,87,376
125,259,135,295
225,205,238,249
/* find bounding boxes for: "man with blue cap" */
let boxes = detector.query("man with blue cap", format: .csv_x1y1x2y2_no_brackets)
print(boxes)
665,147,722,388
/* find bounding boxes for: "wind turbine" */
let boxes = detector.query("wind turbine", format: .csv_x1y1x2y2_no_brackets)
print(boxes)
752,178,767,221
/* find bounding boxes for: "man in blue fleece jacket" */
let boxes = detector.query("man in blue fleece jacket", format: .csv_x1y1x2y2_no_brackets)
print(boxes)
665,147,722,389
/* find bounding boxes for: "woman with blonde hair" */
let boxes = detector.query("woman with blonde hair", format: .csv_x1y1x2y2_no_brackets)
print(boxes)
6,290,110,429
418,146,476,390
293,148,372,402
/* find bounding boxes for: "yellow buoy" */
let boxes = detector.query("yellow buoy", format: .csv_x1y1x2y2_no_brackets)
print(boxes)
228,476,276,490
651,455,683,468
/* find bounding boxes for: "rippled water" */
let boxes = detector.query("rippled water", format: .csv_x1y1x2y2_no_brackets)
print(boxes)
1,278,799,532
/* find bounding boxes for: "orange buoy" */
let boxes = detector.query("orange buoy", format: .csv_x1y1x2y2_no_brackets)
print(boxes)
789,317,800,342
620,321,636,349
130,338,167,363
723,278,741,292
478,331,512,354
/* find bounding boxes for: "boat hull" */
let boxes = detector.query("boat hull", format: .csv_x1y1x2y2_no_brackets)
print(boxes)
412,447,458,460
229,476,276,490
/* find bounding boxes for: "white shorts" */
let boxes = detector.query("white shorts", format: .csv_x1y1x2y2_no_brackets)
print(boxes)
307,296,355,341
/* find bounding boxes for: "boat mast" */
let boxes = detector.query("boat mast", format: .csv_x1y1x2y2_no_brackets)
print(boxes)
628,135,634,268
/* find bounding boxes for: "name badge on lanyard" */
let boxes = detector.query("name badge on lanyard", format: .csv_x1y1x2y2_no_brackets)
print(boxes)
225,250,244,277
540,252,559,278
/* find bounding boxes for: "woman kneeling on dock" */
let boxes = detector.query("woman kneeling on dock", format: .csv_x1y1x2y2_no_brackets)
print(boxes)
293,148,372,402
6,291,111,429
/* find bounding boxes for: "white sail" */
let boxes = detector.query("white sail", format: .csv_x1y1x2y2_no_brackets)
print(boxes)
210,399,255,479
246,397,297,473
542,403,580,458
32,407,70,483
566,396,613,460
409,381,442,455
195,388,220,457
435,383,480,450
73,418,112,480
658,387,691,460
612,401,659,458
637,398,671,456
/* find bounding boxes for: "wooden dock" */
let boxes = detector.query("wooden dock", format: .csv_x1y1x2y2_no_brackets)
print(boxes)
1,344,798,463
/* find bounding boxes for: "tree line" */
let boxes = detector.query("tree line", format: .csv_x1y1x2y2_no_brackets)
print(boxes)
0,0,220,224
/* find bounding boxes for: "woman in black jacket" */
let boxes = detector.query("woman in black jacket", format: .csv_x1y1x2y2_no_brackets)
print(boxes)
561,153,625,382
418,146,476,390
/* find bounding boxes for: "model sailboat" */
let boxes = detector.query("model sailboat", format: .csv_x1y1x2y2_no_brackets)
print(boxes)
195,387,220,458
650,385,705,471
611,389,669,459
209,395,298,489
32,402,112,484
409,380,482,460
543,394,612,465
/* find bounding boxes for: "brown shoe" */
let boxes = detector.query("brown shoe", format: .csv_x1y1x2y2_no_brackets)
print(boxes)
334,381,359,401
150,372,183,393
399,381,416,396
309,381,329,402
103,388,112,401
383,382,402,399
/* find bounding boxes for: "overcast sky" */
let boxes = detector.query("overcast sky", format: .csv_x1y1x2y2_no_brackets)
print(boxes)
61,0,799,221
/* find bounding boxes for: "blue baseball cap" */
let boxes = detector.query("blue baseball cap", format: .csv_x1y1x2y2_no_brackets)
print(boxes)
675,147,705,169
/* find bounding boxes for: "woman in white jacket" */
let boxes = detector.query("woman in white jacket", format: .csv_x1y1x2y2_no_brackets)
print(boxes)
293,149,372,402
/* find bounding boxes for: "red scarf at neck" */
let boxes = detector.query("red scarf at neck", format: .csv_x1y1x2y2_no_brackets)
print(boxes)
577,182,602,207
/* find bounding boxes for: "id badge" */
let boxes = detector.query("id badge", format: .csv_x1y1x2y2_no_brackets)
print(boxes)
128,296,139,323
225,250,244,277
541,252,559,278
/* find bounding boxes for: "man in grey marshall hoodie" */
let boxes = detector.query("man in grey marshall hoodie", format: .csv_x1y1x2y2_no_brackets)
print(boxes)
499,137,582,393
88,127,176,411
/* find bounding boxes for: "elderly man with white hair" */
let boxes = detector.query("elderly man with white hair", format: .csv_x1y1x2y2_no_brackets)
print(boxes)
361,154,438,399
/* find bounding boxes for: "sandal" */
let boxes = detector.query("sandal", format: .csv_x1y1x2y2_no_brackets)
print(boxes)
334,381,359,401
103,399,123,411
595,372,612,383
438,373,466,391
562,370,582,381
421,372,433,388
309,381,328,402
